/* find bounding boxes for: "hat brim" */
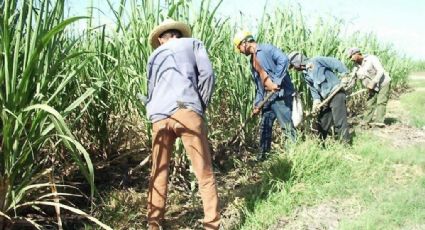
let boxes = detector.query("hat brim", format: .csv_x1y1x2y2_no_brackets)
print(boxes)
148,21,192,49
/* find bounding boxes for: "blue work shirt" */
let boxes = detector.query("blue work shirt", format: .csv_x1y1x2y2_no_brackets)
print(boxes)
303,56,348,101
251,44,295,107
146,38,215,122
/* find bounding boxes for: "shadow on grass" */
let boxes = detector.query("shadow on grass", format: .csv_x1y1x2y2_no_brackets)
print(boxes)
60,150,152,229
228,154,293,228
384,117,399,125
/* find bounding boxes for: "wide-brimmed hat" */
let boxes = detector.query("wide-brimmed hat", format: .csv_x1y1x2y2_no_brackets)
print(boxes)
148,19,192,48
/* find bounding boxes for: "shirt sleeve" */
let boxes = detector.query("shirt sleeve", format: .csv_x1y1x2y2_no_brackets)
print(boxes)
270,46,289,85
370,56,386,84
307,82,321,101
194,41,215,110
146,57,154,102
303,72,321,100
252,70,263,107
317,57,348,75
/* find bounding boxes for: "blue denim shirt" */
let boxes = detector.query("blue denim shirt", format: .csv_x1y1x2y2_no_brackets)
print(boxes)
146,38,215,122
251,44,295,107
303,56,348,101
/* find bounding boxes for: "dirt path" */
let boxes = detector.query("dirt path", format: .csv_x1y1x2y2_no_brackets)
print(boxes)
373,72,425,148
268,72,425,230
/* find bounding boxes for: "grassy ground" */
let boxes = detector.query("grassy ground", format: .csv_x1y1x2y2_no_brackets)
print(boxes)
400,73,425,128
238,136,425,229
238,73,425,230
87,73,425,229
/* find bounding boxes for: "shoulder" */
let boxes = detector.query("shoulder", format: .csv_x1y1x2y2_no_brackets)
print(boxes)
179,37,205,48
365,54,380,62
315,56,341,64
310,56,323,65
147,48,162,63
262,43,281,51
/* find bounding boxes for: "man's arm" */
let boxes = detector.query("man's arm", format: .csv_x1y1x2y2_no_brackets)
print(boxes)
307,81,322,113
370,55,386,84
146,57,154,102
194,40,215,110
252,53,278,91
270,45,289,85
309,84,321,101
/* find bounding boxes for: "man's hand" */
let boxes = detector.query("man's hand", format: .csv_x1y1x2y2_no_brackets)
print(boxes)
265,83,280,92
252,107,261,116
311,99,321,116
366,81,377,90
340,76,354,91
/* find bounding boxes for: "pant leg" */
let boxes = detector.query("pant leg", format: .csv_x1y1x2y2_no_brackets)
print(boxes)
171,109,220,230
318,107,333,140
375,82,391,123
259,108,276,153
270,98,296,142
329,92,350,143
364,90,378,123
147,119,176,227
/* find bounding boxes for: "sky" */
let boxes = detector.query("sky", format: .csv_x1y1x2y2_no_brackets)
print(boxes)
66,0,425,60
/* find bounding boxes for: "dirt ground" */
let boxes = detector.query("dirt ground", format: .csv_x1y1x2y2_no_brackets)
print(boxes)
269,72,425,230
373,72,425,148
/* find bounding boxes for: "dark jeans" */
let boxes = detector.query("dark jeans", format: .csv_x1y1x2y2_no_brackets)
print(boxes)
317,91,350,143
259,96,296,153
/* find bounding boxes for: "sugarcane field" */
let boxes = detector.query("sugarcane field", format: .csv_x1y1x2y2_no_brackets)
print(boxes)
1,0,425,229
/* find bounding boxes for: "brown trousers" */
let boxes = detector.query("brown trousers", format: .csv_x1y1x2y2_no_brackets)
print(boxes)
147,109,220,229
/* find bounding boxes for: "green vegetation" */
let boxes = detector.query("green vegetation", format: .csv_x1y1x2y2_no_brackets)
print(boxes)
401,92,425,128
239,134,425,229
408,79,425,88
0,0,106,229
1,0,423,229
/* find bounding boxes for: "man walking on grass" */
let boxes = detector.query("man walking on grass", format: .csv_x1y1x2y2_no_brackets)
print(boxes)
233,31,296,161
288,52,351,143
347,47,391,128
145,19,220,230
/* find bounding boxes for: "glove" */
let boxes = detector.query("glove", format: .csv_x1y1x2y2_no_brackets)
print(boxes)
312,99,321,116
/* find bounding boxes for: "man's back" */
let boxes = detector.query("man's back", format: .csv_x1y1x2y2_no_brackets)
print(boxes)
146,38,215,122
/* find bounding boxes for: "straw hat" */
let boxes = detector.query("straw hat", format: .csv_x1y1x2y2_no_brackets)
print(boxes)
148,19,192,48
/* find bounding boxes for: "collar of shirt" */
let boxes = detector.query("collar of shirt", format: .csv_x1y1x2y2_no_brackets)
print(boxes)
255,44,263,53
357,54,370,67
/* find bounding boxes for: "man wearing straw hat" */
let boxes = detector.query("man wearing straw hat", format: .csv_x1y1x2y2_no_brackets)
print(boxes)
233,31,297,161
347,47,391,128
146,19,220,230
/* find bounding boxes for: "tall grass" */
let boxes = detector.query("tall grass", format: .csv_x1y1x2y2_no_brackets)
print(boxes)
0,0,110,228
67,0,416,226
0,0,419,228
69,0,414,157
